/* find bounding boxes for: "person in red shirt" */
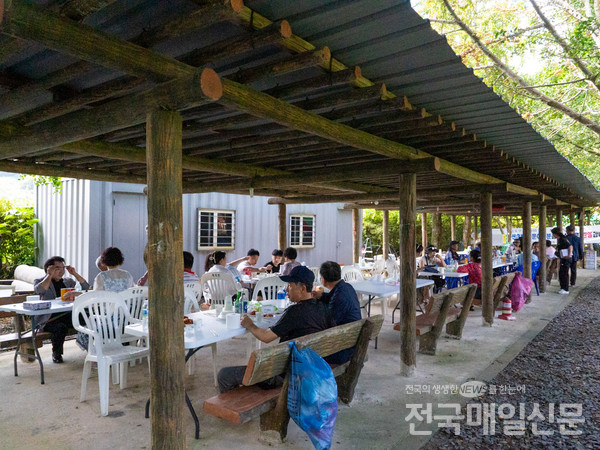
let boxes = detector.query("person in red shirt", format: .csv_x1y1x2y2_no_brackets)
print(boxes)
457,249,482,301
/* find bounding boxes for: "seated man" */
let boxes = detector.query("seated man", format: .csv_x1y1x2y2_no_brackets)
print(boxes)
217,266,334,393
183,251,199,282
236,248,266,276
314,261,362,364
280,247,301,276
263,248,283,273
34,256,90,363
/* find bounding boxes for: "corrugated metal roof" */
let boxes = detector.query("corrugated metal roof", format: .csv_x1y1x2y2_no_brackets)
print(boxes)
0,0,597,209
249,0,599,203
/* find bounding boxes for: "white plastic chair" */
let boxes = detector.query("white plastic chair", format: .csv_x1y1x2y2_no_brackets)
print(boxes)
73,291,149,416
342,265,364,282
120,286,148,321
185,281,204,307
251,276,287,302
385,258,399,276
308,266,321,285
200,272,238,307
184,287,200,314
372,259,386,275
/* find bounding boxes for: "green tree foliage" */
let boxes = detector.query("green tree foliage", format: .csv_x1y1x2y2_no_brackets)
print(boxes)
0,200,38,279
363,210,473,255
415,0,599,216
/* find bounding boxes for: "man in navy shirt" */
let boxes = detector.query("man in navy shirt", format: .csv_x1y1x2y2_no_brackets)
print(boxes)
314,261,362,364
217,266,333,393
566,225,584,287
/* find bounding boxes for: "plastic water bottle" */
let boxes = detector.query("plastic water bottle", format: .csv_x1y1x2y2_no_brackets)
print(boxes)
141,300,149,331
234,295,241,314
277,289,286,301
241,291,248,313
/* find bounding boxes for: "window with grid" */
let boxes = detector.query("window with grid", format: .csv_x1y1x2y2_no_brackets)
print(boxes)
289,215,315,248
197,209,235,249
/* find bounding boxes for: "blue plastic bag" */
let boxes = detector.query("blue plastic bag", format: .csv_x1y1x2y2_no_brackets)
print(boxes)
287,342,338,450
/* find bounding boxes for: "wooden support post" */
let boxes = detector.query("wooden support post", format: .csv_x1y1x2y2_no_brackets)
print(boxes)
539,205,547,293
569,212,575,227
462,215,470,247
352,208,360,264
436,213,443,248
450,215,456,241
556,208,563,230
474,216,479,242
507,216,512,242
278,203,286,250
146,110,185,448
382,210,389,260
399,173,417,376
421,213,427,250
523,202,532,280
480,192,493,327
579,209,585,267
432,213,440,248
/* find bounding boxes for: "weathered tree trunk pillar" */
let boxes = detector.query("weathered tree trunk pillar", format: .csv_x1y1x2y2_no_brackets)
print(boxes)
421,212,427,250
579,209,586,267
480,192,493,326
462,215,470,246
538,205,547,293
146,110,185,449
278,203,286,250
473,216,479,242
569,211,575,227
450,215,456,241
507,216,512,242
556,208,563,230
399,173,416,376
523,202,532,279
432,212,441,248
352,208,360,264
382,210,389,260
437,213,443,248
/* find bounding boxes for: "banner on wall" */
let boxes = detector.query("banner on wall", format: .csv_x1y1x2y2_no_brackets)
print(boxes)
507,226,600,244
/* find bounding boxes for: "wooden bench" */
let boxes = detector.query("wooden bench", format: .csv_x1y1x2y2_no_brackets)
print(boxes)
494,272,516,310
203,315,384,441
393,284,477,355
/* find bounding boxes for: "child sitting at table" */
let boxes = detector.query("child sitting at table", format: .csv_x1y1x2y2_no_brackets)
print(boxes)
457,249,482,305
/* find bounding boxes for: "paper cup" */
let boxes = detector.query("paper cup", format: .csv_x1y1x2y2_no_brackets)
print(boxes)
226,313,241,329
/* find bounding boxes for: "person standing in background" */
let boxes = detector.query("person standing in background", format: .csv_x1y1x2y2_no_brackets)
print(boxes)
565,225,583,287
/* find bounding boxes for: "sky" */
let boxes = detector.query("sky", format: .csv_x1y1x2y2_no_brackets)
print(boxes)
0,172,35,205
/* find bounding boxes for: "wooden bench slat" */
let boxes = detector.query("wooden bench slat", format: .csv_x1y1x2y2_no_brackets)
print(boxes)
242,317,382,386
203,386,281,424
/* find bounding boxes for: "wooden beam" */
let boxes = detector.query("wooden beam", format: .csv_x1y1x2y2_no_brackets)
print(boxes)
268,192,399,205
480,192,493,326
146,109,185,447
0,70,222,158
556,207,563,229
0,159,146,184
450,215,456,241
399,173,416,376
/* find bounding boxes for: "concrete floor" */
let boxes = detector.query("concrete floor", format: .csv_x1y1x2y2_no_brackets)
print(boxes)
0,269,597,450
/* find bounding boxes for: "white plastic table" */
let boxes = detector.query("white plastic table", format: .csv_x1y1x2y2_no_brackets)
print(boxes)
0,299,73,384
125,310,279,439
349,279,434,348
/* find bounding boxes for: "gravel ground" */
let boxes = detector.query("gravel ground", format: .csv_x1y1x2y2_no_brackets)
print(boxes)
423,276,600,449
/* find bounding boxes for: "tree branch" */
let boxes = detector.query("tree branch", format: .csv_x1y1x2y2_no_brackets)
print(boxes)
441,0,600,138
529,0,600,93
515,78,588,89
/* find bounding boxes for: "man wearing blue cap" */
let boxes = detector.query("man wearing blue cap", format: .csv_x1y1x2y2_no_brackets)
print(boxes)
217,265,334,393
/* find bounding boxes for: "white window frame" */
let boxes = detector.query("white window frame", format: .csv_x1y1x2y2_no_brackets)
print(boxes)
197,209,235,250
289,214,315,248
